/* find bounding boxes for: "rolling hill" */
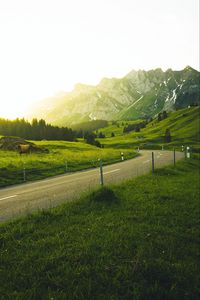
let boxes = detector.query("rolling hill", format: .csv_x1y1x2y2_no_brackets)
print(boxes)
98,106,200,149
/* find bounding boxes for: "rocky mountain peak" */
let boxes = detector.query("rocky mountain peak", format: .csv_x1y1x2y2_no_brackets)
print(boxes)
28,67,200,125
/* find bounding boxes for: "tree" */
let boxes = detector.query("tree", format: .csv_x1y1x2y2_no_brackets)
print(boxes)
84,132,101,147
158,113,162,121
135,125,140,132
162,111,168,119
165,128,171,143
0,117,76,141
98,132,105,138
111,132,115,137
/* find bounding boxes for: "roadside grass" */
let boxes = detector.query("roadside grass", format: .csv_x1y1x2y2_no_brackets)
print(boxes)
0,157,199,299
0,141,138,187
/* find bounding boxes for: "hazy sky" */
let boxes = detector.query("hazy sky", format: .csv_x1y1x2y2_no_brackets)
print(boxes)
0,0,199,118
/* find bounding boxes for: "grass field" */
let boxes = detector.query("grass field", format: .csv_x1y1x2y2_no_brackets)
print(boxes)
0,141,138,187
0,106,199,187
97,120,143,137
0,156,199,299
98,106,200,150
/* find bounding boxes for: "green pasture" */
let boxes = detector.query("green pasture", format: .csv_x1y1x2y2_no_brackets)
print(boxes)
97,120,143,137
99,106,200,150
0,140,137,187
0,106,199,187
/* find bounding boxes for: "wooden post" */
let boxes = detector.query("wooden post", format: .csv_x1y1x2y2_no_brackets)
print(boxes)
173,148,176,166
23,162,26,181
152,152,155,173
100,159,104,186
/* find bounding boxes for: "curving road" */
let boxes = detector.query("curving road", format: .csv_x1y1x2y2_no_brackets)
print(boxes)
0,150,184,223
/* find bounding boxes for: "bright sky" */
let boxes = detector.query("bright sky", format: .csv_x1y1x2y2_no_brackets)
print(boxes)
0,0,199,119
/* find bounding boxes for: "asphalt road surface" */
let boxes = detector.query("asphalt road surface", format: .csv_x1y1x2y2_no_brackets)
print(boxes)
0,150,184,223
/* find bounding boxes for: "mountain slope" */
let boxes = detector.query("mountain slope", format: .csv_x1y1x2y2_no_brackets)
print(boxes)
28,66,200,125
100,106,200,149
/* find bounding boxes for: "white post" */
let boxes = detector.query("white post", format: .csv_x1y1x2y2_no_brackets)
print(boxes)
186,146,190,158
121,152,124,161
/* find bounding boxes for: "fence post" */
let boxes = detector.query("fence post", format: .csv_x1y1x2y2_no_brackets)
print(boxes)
173,148,176,166
121,152,124,161
99,159,104,186
152,152,155,173
65,161,68,172
23,162,26,182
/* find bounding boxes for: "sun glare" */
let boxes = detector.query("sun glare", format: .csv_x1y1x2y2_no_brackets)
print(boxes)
1,104,23,120
0,0,198,120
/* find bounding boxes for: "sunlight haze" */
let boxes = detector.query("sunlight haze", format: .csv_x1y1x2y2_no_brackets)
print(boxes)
0,0,199,119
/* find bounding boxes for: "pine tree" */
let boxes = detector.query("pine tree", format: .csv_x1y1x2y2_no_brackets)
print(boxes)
165,128,171,143
162,111,168,119
158,113,162,121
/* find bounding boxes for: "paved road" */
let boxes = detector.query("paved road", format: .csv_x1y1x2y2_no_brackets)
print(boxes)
0,150,184,223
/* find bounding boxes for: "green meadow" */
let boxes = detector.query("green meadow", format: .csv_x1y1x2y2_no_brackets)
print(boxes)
97,120,143,137
0,156,199,299
0,106,199,187
0,141,137,187
99,106,200,150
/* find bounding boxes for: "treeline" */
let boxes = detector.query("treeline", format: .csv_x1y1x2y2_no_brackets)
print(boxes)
0,118,76,141
157,111,168,121
84,132,102,148
72,120,108,135
123,121,147,133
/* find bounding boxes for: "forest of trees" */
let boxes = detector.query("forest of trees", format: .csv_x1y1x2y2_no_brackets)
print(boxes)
72,120,108,133
0,118,76,141
123,121,147,133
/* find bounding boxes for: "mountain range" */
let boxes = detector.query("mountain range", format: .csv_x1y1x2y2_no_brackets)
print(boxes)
29,66,200,125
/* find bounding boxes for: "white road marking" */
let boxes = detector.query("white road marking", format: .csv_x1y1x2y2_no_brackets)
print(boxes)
104,169,120,175
6,170,121,197
0,195,18,201
143,160,150,164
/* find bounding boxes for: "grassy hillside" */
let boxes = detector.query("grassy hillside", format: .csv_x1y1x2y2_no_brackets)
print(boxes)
99,106,200,150
0,107,199,187
0,157,199,299
97,120,143,137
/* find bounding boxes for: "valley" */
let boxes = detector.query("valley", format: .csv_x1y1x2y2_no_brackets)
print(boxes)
0,106,199,187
